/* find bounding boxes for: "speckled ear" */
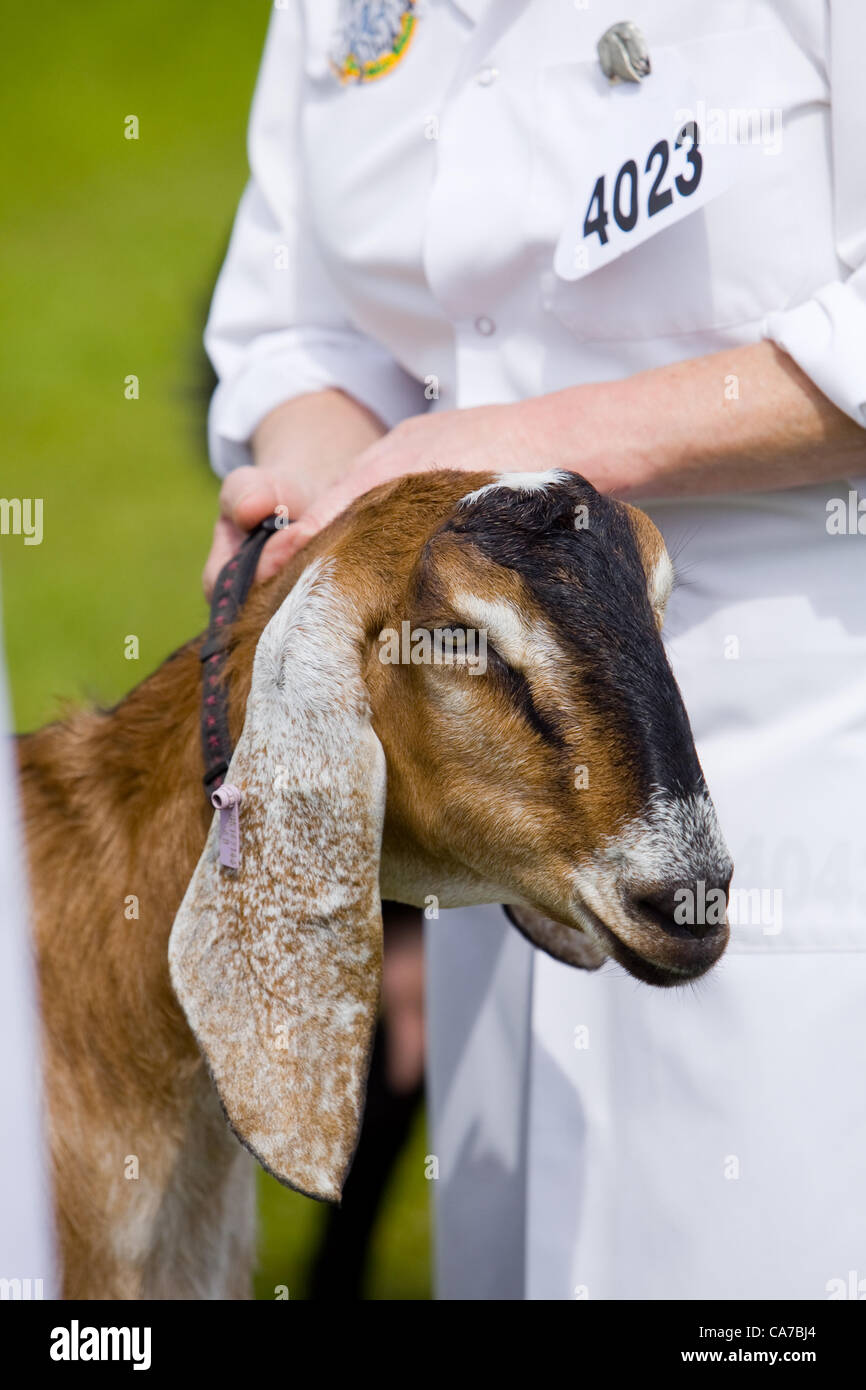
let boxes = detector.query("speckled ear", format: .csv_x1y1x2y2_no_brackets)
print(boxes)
169,559,385,1203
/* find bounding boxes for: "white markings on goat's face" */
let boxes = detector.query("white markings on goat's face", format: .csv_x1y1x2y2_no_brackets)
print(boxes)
601,789,732,890
570,790,733,985
446,592,562,677
458,469,572,509
254,470,729,992
376,620,488,673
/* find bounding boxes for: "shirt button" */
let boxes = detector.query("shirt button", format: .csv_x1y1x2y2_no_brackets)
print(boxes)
476,66,499,86
474,315,496,336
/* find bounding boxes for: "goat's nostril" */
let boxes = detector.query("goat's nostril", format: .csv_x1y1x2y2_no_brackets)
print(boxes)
636,876,731,941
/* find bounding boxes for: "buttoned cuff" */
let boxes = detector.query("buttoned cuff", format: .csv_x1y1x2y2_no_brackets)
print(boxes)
764,281,866,431
207,330,424,477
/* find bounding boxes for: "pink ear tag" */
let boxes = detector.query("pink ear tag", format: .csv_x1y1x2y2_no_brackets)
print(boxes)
211,784,242,869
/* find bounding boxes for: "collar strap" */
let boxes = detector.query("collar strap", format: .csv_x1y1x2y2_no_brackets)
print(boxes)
199,514,281,800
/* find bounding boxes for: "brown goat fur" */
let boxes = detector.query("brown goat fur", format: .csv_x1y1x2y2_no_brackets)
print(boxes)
18,468,727,1298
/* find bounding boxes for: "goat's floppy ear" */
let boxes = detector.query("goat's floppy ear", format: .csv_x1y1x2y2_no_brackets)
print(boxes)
169,559,385,1203
504,906,607,970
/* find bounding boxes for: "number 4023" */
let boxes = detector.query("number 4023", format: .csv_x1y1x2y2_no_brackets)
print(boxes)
583,121,703,245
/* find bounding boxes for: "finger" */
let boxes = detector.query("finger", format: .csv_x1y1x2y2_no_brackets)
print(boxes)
285,449,444,563
253,526,303,585
218,466,279,531
202,516,246,599
275,467,379,565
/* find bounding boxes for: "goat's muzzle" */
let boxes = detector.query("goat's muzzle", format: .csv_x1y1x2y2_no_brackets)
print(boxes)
609,868,732,987
570,793,734,986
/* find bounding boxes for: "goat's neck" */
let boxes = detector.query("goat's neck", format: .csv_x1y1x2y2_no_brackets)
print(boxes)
22,624,267,1049
20,626,264,1297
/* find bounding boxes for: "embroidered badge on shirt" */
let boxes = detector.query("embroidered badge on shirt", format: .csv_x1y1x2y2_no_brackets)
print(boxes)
330,0,417,84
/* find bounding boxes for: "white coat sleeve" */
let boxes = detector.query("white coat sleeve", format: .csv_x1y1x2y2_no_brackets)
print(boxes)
204,7,425,477
763,1,866,431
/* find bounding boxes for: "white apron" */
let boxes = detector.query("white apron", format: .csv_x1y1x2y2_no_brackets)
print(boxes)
428,481,866,1299
203,0,866,1299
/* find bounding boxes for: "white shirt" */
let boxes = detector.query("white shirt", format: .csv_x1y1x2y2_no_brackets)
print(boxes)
207,0,866,473
207,0,866,1299
207,0,866,936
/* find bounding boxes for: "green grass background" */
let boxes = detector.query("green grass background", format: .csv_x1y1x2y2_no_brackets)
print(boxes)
1,0,430,1300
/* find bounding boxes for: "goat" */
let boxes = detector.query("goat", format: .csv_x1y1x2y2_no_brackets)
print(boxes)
18,468,732,1299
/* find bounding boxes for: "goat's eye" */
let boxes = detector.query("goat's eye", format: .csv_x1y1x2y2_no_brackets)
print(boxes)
486,647,561,743
384,626,492,672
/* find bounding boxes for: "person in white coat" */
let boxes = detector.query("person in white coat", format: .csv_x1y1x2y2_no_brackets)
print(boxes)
203,1,866,1299
0,592,56,1300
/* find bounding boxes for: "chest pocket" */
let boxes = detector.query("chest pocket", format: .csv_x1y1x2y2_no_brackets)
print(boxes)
530,25,831,343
